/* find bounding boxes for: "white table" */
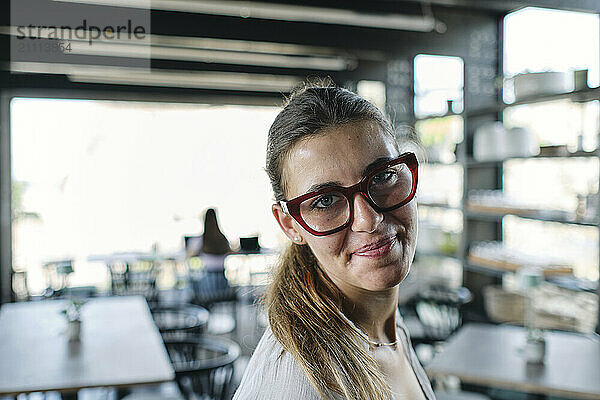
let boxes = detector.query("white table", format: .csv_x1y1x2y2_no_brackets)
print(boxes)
0,296,175,397
426,323,600,399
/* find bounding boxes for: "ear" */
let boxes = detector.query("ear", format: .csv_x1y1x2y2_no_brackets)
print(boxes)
272,203,305,244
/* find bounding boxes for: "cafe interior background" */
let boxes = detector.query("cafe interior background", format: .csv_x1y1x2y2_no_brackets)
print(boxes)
0,0,599,399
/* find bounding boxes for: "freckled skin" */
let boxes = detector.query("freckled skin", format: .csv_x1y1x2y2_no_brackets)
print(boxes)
281,121,418,293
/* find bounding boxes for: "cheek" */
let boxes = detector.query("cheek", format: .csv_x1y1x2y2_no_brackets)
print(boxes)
305,235,346,264
406,205,418,255
413,219,418,244
407,204,418,237
390,203,418,245
391,203,417,228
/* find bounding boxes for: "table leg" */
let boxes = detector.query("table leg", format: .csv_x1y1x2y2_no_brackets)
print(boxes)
116,387,132,399
526,394,546,400
61,391,78,400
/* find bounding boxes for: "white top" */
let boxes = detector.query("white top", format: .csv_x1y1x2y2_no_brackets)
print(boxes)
233,309,436,400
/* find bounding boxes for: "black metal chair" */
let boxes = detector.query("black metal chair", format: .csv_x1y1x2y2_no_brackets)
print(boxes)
148,302,210,340
415,285,472,343
41,259,74,299
190,270,237,307
108,258,159,301
189,270,238,335
164,336,241,400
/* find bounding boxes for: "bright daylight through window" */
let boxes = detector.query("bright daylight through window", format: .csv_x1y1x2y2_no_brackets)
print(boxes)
11,99,281,294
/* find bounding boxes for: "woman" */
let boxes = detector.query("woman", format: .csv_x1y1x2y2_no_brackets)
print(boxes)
189,208,232,303
201,208,231,269
234,85,435,400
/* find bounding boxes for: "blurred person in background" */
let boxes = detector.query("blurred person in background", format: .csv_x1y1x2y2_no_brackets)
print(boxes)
189,208,232,300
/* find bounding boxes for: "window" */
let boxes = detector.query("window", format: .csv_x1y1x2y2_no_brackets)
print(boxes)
414,54,464,118
413,54,465,287
11,98,281,294
357,80,386,113
504,7,599,89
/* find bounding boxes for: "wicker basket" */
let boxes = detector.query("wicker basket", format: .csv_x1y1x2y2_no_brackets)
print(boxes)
483,285,525,324
483,284,599,333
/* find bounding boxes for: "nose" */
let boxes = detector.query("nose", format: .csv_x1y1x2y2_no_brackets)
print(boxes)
350,192,383,233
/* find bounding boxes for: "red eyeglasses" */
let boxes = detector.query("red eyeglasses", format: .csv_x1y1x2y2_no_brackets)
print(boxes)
279,152,418,236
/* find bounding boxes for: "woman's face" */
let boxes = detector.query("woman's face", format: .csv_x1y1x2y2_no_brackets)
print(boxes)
274,120,418,293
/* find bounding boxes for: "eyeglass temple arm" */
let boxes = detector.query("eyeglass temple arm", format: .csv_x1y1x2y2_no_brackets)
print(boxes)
279,201,290,214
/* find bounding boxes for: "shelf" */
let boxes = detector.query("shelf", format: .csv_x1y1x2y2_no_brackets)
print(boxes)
413,111,464,124
467,254,573,277
466,150,599,167
417,202,462,210
466,209,598,227
415,250,461,261
466,86,600,118
546,275,598,293
509,86,600,106
464,262,507,277
422,160,462,166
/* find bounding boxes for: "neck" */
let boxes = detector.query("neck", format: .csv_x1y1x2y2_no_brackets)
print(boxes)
338,285,399,344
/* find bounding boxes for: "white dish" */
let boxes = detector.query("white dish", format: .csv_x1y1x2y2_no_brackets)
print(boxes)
513,71,573,101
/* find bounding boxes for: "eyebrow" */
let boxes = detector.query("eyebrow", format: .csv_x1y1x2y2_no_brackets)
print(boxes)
305,156,395,194
363,156,394,175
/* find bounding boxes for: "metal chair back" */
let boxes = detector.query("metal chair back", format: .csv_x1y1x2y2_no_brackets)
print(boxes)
164,336,241,400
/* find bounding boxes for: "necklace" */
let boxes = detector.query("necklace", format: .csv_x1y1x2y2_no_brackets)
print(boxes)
353,327,398,349
337,309,399,350
365,337,398,349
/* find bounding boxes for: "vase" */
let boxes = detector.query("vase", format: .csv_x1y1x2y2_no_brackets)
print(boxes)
67,320,81,342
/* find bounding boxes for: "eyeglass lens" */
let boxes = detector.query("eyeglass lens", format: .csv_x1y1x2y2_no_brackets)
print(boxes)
297,162,414,232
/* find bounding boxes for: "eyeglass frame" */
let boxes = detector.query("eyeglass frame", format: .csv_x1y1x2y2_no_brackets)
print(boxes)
278,152,419,237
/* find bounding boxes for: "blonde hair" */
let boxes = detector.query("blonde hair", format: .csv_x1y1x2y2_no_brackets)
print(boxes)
263,83,413,399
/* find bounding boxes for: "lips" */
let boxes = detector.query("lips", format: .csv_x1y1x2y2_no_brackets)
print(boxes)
352,235,397,258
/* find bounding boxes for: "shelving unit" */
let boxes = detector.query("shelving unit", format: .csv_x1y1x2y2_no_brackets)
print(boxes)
416,78,600,331
460,87,600,329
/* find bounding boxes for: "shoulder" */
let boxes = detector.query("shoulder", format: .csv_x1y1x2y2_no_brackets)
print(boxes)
233,326,322,400
395,309,437,400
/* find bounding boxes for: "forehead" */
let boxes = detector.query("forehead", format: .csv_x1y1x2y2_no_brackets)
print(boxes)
282,120,399,198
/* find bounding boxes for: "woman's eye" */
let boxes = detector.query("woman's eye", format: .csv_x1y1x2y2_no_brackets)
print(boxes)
372,170,396,185
312,194,338,209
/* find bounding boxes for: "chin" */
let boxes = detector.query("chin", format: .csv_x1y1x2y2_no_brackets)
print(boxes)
354,244,413,289
363,261,411,291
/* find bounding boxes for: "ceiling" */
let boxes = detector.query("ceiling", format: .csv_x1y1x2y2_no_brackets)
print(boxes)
0,0,597,100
